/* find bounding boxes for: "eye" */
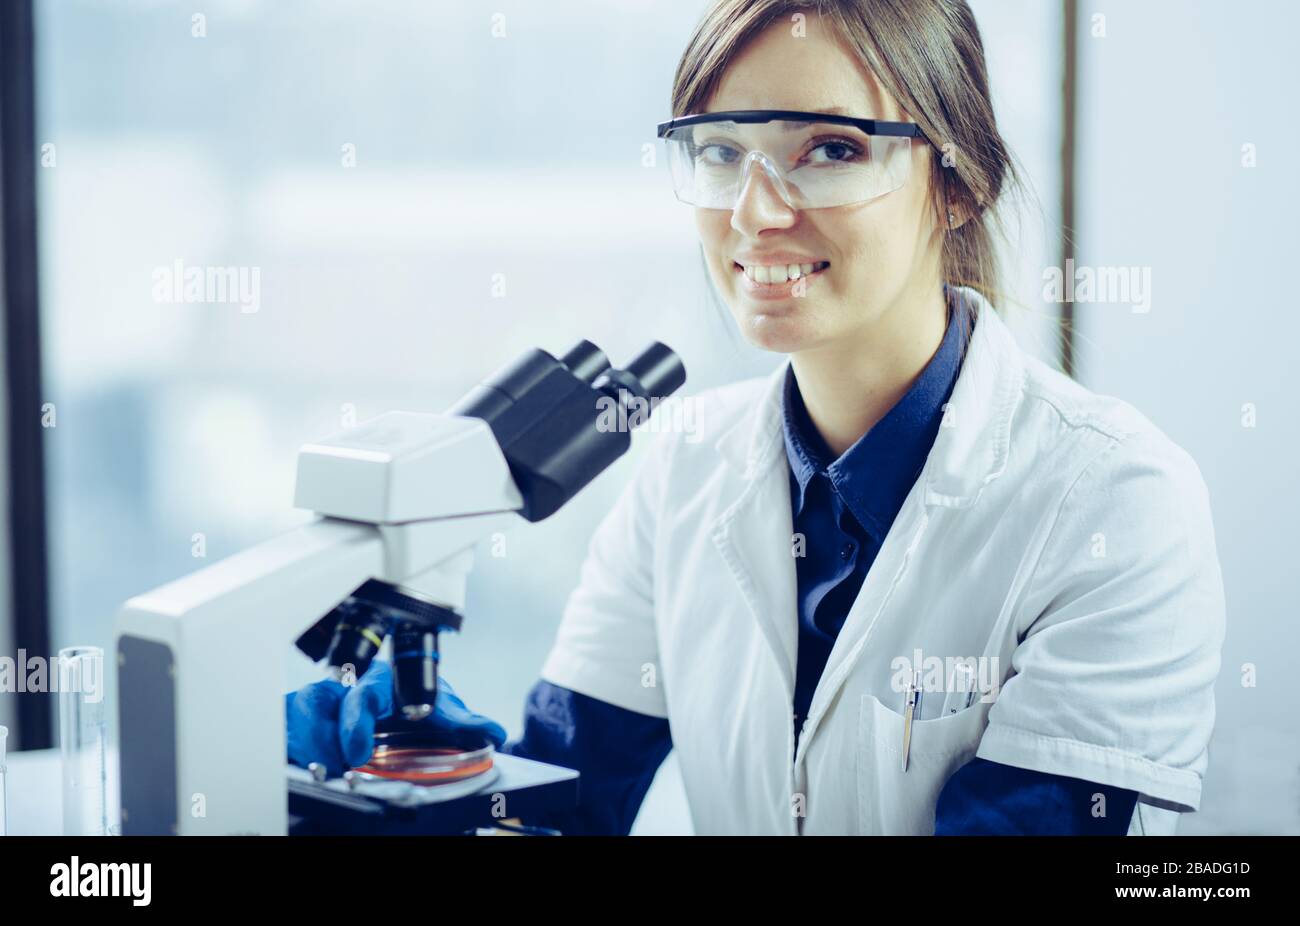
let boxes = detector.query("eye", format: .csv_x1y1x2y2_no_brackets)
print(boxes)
805,137,865,164
694,142,741,166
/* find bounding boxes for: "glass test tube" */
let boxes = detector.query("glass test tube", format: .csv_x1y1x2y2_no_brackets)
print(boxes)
59,646,108,836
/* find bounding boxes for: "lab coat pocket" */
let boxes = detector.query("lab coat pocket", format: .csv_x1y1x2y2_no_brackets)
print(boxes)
856,693,990,835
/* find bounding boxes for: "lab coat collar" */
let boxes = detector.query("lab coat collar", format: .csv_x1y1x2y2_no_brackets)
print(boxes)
780,288,965,538
714,285,1024,509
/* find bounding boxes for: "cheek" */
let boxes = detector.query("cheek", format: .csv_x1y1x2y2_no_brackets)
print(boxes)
694,209,730,263
832,152,937,284
693,210,737,295
826,217,888,285
832,201,923,289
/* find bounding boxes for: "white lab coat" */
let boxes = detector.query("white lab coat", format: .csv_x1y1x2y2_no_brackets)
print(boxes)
540,285,1226,836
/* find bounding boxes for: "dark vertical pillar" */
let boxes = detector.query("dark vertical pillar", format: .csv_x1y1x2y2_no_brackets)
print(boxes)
1061,0,1079,378
1,0,54,750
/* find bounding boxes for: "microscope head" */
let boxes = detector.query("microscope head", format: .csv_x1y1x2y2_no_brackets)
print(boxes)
295,340,686,719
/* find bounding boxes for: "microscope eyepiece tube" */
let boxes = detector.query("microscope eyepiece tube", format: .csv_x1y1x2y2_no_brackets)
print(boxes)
559,340,611,384
591,341,686,410
623,341,687,400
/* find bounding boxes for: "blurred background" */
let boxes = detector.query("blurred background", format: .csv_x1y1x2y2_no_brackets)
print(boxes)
0,0,1294,834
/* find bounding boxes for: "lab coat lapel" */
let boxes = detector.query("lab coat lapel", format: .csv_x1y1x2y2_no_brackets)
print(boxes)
798,292,1026,752
710,360,800,700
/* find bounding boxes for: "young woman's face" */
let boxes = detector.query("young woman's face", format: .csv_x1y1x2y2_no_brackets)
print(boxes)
695,13,943,354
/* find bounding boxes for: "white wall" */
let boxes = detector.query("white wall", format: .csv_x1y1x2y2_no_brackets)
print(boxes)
970,0,1066,368
1074,0,1299,833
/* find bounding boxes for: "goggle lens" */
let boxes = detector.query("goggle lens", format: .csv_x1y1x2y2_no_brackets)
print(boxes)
663,119,914,209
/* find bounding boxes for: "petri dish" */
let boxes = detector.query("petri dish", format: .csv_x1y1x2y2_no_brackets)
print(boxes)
355,731,494,785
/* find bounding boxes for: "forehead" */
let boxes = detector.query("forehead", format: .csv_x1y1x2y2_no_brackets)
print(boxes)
704,12,896,121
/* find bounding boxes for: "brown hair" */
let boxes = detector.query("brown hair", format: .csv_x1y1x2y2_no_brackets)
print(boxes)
670,0,1028,343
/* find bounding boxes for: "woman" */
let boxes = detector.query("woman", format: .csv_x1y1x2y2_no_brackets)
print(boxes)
289,0,1226,836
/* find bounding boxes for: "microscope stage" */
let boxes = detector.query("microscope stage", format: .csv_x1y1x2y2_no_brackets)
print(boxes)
287,751,579,835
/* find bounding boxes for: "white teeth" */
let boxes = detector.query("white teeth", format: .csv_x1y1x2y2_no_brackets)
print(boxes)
741,261,827,283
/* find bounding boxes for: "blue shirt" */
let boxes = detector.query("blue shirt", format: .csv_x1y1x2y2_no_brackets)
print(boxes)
504,285,1138,835
783,288,965,739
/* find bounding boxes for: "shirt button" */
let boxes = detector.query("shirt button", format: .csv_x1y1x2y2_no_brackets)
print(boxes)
840,542,855,559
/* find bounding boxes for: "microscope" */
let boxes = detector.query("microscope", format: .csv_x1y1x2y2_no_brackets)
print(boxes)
113,340,686,835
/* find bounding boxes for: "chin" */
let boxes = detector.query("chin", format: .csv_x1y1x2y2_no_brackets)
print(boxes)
734,306,819,354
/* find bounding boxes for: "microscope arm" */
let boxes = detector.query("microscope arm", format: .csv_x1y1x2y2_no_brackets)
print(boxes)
115,517,383,836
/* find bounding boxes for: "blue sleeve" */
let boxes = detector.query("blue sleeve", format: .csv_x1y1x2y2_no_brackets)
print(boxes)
934,757,1139,835
500,679,673,835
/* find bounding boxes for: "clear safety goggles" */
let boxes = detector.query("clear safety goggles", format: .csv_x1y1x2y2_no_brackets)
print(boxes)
656,109,928,210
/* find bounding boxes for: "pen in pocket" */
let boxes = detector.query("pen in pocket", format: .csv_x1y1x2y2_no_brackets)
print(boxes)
901,669,922,772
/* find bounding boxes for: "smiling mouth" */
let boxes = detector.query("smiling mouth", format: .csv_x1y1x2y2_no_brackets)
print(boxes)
733,260,830,285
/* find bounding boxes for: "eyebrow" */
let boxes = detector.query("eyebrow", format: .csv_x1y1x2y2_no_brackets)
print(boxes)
780,107,879,130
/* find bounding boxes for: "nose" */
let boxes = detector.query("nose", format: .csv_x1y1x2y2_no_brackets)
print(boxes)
730,150,798,236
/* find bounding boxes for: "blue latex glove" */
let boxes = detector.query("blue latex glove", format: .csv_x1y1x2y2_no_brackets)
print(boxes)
285,660,507,778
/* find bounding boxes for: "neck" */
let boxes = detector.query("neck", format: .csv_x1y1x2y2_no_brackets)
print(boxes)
790,282,948,459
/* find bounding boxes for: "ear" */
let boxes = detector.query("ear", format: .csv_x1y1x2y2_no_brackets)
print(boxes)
930,183,964,233
934,164,977,232
941,191,985,232
945,204,971,231
930,193,966,233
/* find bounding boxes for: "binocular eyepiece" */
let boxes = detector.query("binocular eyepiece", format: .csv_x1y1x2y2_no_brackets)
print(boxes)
450,340,686,523
557,340,686,406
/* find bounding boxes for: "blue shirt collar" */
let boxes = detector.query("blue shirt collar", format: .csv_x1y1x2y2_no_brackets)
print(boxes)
781,284,967,539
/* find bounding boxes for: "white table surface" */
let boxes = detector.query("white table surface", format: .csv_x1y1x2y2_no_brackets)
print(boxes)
4,746,694,835
2,746,580,835
5,748,66,836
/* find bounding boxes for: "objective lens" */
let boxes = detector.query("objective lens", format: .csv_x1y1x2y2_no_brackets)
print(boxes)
392,627,439,720
325,599,388,683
